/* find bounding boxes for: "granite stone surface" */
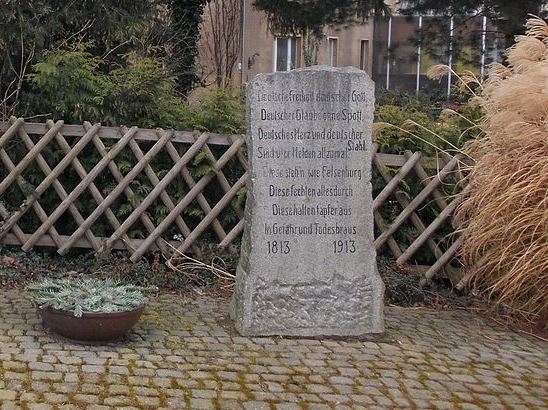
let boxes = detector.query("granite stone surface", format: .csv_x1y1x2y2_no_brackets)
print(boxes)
232,66,384,336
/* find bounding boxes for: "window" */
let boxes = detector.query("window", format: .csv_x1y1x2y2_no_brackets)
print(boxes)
328,37,338,66
359,40,370,71
274,37,299,72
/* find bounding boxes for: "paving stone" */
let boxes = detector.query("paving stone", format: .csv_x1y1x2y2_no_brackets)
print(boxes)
192,389,218,399
373,395,395,406
4,371,27,381
3,361,26,371
321,393,353,404
431,400,454,409
28,381,50,393
460,403,484,410
28,362,55,372
81,365,105,373
328,376,353,385
26,404,54,410
109,384,131,395
135,396,161,407
43,393,69,404
62,373,78,384
449,373,479,383
0,289,546,409
220,390,248,400
103,396,134,406
189,398,216,409
274,404,300,410
20,392,39,402
0,390,17,400
104,374,125,384
242,402,271,410
127,376,151,386
156,369,184,378
261,374,290,383
110,365,130,375
31,371,62,381
135,386,160,397
351,395,375,405
0,401,19,410
305,404,330,410
80,383,102,394
73,394,100,404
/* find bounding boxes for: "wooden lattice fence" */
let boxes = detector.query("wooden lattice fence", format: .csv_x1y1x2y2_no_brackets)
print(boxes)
0,119,467,282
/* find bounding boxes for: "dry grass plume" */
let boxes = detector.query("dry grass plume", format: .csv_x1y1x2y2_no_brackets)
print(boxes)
453,16,548,325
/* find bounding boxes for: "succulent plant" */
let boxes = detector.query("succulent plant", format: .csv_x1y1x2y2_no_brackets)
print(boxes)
26,277,155,317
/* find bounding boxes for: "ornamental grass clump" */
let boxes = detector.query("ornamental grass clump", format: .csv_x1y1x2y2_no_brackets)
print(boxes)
26,277,154,318
451,17,548,324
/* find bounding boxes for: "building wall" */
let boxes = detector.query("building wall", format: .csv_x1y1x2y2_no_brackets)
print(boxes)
203,0,377,87
373,13,506,94
240,2,274,84
320,23,375,72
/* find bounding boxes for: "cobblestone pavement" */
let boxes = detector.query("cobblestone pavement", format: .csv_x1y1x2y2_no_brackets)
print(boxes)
0,289,547,410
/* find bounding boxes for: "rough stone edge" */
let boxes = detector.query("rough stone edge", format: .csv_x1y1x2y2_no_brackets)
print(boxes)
230,74,258,331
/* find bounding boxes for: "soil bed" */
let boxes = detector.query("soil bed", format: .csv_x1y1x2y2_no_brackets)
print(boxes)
0,246,472,310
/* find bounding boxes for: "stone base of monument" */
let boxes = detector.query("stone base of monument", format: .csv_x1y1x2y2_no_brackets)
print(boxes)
231,66,385,337
231,266,385,337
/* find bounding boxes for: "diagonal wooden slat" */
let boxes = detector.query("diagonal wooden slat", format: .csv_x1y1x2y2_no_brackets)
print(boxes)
0,203,27,245
57,128,174,255
126,128,202,257
397,184,471,265
421,234,466,285
374,154,463,249
129,136,246,262
219,219,244,249
0,119,102,251
374,151,444,262
371,144,402,258
49,121,134,253
21,126,138,251
0,142,63,247
175,171,249,255
202,143,245,218
373,151,422,211
0,118,24,149
100,132,211,253
406,151,449,211
165,140,227,241
0,120,63,196
373,210,403,257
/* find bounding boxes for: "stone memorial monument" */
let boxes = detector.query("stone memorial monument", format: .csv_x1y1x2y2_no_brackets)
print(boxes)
232,66,384,336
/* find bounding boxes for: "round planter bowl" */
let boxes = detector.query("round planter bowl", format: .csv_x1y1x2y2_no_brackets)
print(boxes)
37,305,144,342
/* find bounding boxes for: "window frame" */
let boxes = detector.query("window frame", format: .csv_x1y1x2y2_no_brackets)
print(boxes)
327,36,339,67
273,36,299,72
359,39,370,71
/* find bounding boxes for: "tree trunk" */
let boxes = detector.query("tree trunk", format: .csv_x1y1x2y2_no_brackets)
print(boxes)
301,29,319,67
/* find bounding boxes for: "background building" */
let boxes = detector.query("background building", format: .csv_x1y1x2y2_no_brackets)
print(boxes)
197,0,375,88
373,13,505,95
197,0,505,95
238,1,375,81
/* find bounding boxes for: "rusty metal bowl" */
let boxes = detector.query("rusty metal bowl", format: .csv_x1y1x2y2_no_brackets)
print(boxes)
37,305,144,342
